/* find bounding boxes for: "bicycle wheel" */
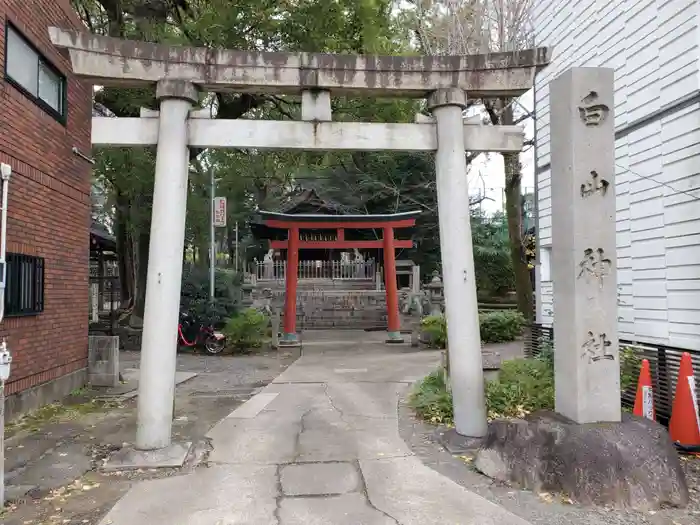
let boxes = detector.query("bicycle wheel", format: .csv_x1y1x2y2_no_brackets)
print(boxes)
204,334,226,355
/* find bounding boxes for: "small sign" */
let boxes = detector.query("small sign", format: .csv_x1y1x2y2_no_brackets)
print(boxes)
642,385,654,420
688,376,700,433
213,197,227,227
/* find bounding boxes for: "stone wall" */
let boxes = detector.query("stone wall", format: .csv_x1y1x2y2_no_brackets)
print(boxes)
259,278,376,292
280,290,388,330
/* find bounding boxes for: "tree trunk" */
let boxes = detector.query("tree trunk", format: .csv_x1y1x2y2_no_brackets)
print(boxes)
503,152,534,322
130,228,151,328
115,191,134,309
197,235,210,269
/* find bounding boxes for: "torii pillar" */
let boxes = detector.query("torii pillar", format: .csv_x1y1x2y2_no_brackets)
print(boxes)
136,80,199,450
383,226,403,342
281,226,300,346
429,88,488,437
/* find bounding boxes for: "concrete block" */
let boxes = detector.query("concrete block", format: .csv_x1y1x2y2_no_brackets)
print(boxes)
101,442,192,471
280,462,359,496
88,335,120,387
280,493,395,525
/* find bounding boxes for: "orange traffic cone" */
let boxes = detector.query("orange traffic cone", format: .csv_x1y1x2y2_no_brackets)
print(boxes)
669,353,700,453
633,359,655,420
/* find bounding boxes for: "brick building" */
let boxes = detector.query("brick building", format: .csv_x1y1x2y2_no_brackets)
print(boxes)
1,0,92,416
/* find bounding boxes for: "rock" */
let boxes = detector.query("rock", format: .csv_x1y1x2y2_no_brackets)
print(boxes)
474,410,689,510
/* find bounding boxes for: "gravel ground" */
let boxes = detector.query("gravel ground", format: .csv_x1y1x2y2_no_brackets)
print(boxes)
398,398,700,525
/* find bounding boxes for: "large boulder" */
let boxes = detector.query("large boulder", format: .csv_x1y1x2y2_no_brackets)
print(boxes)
474,411,689,510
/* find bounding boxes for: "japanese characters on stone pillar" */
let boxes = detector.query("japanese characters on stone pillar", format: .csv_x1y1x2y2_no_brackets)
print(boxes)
550,68,621,424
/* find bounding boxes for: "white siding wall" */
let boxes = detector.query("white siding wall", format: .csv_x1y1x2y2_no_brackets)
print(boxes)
534,0,700,350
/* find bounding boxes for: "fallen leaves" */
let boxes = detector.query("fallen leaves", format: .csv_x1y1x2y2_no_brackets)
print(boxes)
538,492,554,503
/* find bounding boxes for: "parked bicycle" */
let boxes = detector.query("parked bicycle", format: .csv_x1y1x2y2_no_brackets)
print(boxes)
178,311,226,355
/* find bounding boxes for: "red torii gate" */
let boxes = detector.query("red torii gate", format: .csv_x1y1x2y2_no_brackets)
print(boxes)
257,210,419,344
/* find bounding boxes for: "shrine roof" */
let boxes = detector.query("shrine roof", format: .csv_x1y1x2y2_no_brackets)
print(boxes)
90,222,116,253
278,188,345,215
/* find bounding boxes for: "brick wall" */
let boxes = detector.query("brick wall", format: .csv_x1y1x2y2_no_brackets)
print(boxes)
0,0,92,395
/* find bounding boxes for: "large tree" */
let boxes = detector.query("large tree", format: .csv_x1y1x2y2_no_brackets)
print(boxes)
74,0,401,324
402,0,535,318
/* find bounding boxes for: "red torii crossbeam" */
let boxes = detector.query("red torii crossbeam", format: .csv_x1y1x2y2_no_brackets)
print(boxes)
258,210,420,344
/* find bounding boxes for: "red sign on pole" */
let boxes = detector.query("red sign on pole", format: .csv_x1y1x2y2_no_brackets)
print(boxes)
213,197,227,227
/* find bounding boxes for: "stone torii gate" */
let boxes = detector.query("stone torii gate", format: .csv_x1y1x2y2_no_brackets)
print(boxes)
50,28,549,459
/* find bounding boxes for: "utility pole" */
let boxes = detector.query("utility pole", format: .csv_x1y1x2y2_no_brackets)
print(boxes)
209,168,216,301
0,163,13,507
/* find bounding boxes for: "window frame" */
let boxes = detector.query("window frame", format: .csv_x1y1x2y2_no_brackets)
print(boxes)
4,253,46,317
3,20,68,124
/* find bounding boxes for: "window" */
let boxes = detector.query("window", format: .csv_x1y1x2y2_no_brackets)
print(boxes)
4,23,66,120
5,253,45,317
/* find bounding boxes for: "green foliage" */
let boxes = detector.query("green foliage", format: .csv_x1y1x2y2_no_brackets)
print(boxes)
411,343,649,426
485,359,555,419
420,310,524,349
479,311,525,344
620,345,642,393
224,308,269,350
80,0,523,315
180,265,241,328
420,314,447,349
471,212,516,296
535,338,554,367
410,357,555,426
408,369,453,425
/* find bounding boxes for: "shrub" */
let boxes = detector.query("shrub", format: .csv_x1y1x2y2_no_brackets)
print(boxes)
410,357,555,426
485,358,554,418
224,308,268,350
535,338,554,367
419,310,525,349
420,314,447,349
619,345,642,393
180,266,241,328
478,310,525,343
408,369,453,425
411,344,646,425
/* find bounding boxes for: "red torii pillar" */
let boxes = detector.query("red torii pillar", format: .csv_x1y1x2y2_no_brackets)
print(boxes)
383,226,403,342
281,226,300,345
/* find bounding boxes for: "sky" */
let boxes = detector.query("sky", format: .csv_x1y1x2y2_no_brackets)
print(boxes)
467,89,535,215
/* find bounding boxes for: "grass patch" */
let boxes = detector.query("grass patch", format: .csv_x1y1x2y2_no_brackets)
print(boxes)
409,357,555,426
411,346,644,425
485,358,554,419
408,369,454,425
5,399,122,438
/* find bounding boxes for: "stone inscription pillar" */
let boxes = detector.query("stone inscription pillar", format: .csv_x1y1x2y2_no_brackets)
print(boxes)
429,88,487,438
550,68,621,424
136,79,198,450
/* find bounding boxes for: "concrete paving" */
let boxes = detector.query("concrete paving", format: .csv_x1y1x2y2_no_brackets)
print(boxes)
98,332,532,525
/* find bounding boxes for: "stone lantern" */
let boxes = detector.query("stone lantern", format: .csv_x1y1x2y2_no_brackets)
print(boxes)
426,271,444,317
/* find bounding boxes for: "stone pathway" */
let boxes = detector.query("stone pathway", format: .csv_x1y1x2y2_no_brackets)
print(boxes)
98,332,531,525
